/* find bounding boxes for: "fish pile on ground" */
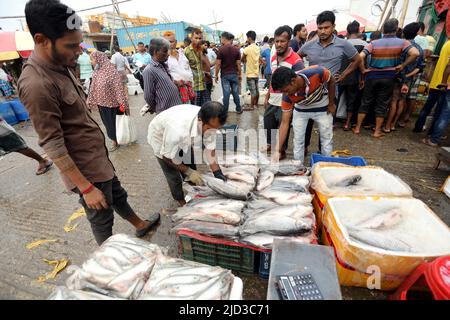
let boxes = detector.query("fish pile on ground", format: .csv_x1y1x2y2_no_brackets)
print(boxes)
173,154,317,249
48,234,235,300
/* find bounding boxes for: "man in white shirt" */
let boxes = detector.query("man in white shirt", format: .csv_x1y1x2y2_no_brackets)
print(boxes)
147,102,228,206
111,46,133,97
163,31,194,104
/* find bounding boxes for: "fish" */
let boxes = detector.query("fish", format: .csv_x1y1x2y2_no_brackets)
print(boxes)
219,153,260,167
347,227,412,252
355,208,403,230
203,175,253,201
185,198,245,212
335,175,362,187
66,234,164,299
183,183,219,198
240,205,315,237
138,256,234,300
256,170,275,191
172,220,240,240
264,160,307,176
223,165,260,177
273,176,310,190
223,169,256,186
240,232,316,249
171,207,242,225
258,185,313,206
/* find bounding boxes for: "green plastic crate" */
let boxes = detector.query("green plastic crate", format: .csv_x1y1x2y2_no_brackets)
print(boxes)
179,234,256,274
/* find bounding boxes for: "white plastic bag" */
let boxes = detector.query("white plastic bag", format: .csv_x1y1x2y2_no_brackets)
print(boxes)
116,115,137,145
336,91,347,119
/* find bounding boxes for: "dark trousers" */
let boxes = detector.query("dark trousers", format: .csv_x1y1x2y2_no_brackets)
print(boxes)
156,151,197,202
75,176,134,245
263,104,291,151
98,106,123,142
359,78,395,118
194,90,211,107
414,89,446,133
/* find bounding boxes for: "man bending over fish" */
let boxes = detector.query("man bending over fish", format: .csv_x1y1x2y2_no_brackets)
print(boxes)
271,66,336,164
148,102,228,206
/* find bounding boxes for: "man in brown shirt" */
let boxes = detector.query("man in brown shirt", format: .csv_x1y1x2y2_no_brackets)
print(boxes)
18,0,159,245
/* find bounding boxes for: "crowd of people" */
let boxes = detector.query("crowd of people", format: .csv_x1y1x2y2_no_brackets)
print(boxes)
0,0,448,245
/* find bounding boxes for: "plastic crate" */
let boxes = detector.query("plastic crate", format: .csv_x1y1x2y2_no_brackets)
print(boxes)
216,124,238,152
310,153,367,167
178,231,256,274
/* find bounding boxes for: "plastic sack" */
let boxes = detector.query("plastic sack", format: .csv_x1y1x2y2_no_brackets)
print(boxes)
322,197,450,291
137,255,235,300
116,115,137,145
65,234,166,299
336,91,347,120
310,162,413,199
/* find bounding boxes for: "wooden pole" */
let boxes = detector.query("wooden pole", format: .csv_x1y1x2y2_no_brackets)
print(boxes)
399,0,410,27
378,0,391,30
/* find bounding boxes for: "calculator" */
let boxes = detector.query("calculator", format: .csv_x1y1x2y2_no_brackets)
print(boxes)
276,274,324,300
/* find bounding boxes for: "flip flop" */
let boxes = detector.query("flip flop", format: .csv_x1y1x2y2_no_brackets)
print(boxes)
373,133,386,139
398,123,406,128
352,129,360,135
421,138,438,147
136,212,161,238
343,126,350,131
382,128,391,134
36,160,54,175
108,145,120,153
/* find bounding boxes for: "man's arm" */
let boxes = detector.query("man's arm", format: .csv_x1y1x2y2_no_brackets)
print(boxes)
273,110,293,161
327,75,337,114
236,60,242,78
241,53,247,64
162,156,191,173
215,59,221,84
396,46,420,73
18,81,108,209
338,53,363,83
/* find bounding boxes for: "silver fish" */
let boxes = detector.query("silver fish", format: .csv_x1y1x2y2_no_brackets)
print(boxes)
347,227,412,252
183,184,219,198
240,205,315,237
335,175,362,187
219,153,260,167
223,169,256,186
138,256,234,300
223,165,260,177
186,198,245,212
356,208,403,230
264,160,307,176
203,176,253,201
273,176,310,189
257,170,275,191
172,220,240,240
258,185,313,206
172,207,242,225
240,232,315,249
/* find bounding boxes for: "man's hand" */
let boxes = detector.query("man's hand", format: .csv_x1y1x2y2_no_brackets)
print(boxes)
437,83,448,91
334,71,344,83
213,170,228,182
327,103,337,115
83,187,109,210
401,84,409,94
272,150,281,163
186,168,204,186
359,79,365,90
395,64,405,74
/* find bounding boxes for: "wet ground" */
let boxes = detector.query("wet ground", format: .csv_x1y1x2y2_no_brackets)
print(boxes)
0,89,449,300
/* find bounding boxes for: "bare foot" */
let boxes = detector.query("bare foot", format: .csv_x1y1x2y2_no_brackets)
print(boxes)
421,138,438,147
373,131,386,138
352,128,360,135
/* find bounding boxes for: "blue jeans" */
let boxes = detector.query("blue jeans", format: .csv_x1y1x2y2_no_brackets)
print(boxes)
292,111,333,164
221,74,241,112
430,90,450,144
414,89,446,133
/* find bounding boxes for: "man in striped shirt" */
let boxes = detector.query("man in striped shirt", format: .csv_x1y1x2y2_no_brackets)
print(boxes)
143,38,182,114
355,19,419,138
271,66,336,164
263,25,304,160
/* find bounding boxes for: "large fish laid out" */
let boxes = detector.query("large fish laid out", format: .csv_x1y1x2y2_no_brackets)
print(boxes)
264,160,308,176
334,175,362,187
222,166,258,187
172,207,243,226
203,175,253,201
258,184,313,206
65,234,165,299
186,198,246,212
240,231,316,250
219,153,261,167
347,227,412,252
256,170,275,191
138,256,234,300
239,205,315,237
355,208,403,230
273,176,310,190
183,183,219,198
172,220,240,240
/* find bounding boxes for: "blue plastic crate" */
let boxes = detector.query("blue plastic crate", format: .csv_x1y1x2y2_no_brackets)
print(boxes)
310,153,367,167
0,101,19,126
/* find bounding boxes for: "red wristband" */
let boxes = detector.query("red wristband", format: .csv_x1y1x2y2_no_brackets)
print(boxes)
81,184,94,195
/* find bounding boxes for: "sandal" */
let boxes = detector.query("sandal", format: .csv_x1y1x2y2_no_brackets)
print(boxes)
135,212,161,238
421,138,438,147
36,160,53,175
382,128,391,134
108,145,120,153
343,125,350,131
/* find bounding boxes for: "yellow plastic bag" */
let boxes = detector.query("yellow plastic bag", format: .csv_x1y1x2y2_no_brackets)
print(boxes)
64,208,86,232
38,259,69,282
26,239,57,250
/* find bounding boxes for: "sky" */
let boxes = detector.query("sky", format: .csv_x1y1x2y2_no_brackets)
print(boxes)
0,0,420,36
